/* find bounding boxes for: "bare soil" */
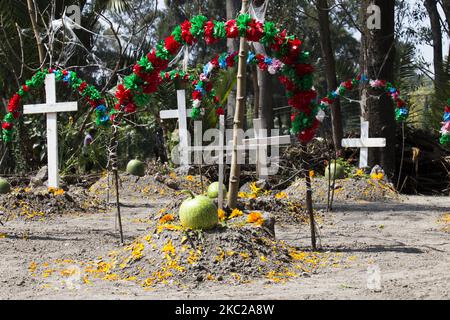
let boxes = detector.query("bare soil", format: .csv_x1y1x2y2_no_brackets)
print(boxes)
0,180,449,300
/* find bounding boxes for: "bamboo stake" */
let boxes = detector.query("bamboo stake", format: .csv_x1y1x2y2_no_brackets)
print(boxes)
227,0,250,209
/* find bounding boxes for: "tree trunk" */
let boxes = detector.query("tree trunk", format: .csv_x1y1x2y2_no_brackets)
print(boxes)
226,0,240,129
361,0,396,178
252,65,260,119
316,0,344,153
424,0,445,92
26,0,46,66
257,69,274,131
227,0,249,210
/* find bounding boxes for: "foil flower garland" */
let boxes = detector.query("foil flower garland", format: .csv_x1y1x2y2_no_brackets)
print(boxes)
319,74,410,123
2,69,108,142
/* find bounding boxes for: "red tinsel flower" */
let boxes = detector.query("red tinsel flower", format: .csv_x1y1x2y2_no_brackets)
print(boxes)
445,106,450,113
281,55,297,65
216,107,225,115
226,55,236,68
181,20,195,45
205,82,213,92
204,20,217,45
12,111,20,119
211,55,220,67
62,70,69,76
78,81,87,93
321,97,334,105
143,75,162,94
147,50,169,72
133,64,142,75
271,29,287,52
7,94,20,113
278,75,295,92
288,38,302,56
213,96,220,103
21,85,29,92
124,103,137,113
298,128,316,144
343,80,353,90
2,122,13,130
89,100,98,108
225,20,239,38
288,90,317,113
246,20,264,42
116,84,131,104
165,35,181,55
295,64,314,76
192,90,203,100
396,99,405,107
48,68,54,73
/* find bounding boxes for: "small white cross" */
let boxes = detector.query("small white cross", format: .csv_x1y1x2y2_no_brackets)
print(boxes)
341,120,386,168
23,73,78,189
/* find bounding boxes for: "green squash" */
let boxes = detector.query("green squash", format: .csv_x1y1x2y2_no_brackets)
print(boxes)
126,159,146,177
207,182,227,199
0,178,11,194
179,191,218,230
324,161,346,180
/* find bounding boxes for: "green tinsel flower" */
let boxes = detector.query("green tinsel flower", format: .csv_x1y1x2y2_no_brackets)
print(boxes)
4,113,14,122
124,74,140,90
440,134,450,145
260,22,278,46
236,14,252,37
138,56,154,73
134,93,151,107
156,41,171,60
213,21,226,39
190,107,201,120
171,25,182,42
190,15,208,38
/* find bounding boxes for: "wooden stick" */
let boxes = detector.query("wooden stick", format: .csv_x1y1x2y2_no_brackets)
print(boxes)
305,165,317,251
227,0,250,209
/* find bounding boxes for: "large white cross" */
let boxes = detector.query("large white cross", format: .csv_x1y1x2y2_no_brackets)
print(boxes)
341,119,386,168
23,73,78,189
159,90,193,166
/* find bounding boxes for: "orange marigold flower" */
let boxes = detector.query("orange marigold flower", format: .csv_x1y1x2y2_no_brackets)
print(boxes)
247,212,264,226
159,213,174,224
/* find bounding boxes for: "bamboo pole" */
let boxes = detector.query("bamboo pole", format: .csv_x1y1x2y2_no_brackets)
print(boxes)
26,0,46,67
227,0,250,209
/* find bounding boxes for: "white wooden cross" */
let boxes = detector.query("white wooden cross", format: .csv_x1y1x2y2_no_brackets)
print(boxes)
341,119,386,168
159,90,192,166
23,73,78,189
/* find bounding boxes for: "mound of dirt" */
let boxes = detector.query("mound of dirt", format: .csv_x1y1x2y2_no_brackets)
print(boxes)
34,204,338,289
285,177,399,203
88,172,210,202
0,186,104,221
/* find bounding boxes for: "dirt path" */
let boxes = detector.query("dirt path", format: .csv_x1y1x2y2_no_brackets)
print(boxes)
0,195,448,300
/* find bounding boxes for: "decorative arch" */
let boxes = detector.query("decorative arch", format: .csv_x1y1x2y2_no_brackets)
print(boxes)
113,14,318,143
2,69,108,142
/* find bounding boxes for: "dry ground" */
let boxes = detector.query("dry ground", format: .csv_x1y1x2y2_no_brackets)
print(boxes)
0,194,449,300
